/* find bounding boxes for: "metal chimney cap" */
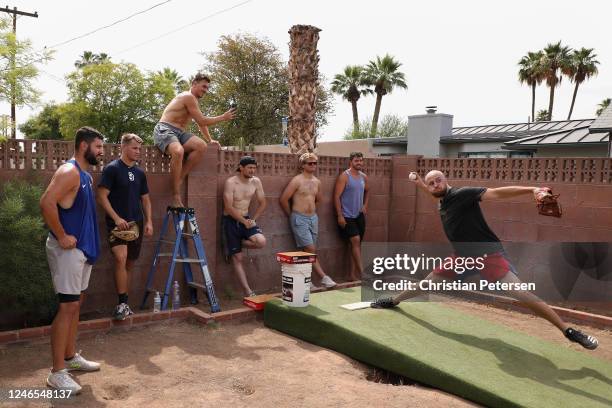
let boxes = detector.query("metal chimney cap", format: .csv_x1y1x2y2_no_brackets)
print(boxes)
425,106,437,114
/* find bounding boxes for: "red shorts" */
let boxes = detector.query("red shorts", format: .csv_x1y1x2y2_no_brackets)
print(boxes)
432,252,516,282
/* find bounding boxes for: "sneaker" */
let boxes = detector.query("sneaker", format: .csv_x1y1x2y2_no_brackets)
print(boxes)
46,369,81,394
65,351,101,372
247,291,256,298
565,328,599,350
310,282,319,291
112,303,134,321
320,275,337,288
371,297,397,309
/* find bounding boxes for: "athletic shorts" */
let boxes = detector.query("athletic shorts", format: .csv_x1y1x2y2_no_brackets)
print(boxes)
46,235,92,296
153,122,194,154
106,220,144,260
432,251,518,282
290,212,318,248
222,215,263,256
339,212,366,240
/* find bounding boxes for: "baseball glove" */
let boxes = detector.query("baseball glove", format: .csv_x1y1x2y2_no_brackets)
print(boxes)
110,221,140,242
535,187,562,218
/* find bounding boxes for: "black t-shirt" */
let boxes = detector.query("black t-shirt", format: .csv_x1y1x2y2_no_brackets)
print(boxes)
438,186,503,256
99,159,149,227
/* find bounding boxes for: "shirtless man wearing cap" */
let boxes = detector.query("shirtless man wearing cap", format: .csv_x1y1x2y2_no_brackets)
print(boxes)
153,73,235,207
222,156,267,296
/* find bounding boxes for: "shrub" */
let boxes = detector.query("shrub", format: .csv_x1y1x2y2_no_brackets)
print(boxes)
0,180,56,329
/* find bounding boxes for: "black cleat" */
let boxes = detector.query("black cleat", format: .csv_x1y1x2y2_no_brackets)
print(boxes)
565,328,599,350
370,297,397,309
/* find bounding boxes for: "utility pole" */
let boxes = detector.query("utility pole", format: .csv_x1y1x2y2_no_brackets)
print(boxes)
0,6,38,138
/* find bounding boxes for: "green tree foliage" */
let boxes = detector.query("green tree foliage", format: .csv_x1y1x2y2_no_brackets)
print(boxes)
60,62,175,143
331,65,372,137
535,109,549,122
0,180,56,329
198,33,333,146
363,54,407,137
596,98,610,116
0,18,53,125
19,103,64,139
344,114,408,140
74,51,111,68
566,48,599,119
154,67,188,93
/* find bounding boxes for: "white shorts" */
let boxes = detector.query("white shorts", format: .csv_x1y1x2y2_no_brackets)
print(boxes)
46,235,92,295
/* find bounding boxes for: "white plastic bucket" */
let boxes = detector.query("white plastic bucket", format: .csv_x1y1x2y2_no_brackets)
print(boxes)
281,263,312,307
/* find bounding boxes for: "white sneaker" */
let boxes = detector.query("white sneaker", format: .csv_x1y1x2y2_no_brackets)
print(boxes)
65,350,101,372
320,275,337,288
310,282,319,291
46,369,81,394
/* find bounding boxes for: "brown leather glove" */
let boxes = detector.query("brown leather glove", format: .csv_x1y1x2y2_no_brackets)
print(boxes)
535,187,562,218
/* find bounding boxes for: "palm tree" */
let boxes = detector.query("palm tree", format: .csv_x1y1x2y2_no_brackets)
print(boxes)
536,109,549,122
287,25,321,154
331,65,372,136
157,67,188,93
596,98,611,116
74,51,96,68
363,54,407,137
541,41,572,120
518,51,545,122
566,48,599,119
74,51,111,68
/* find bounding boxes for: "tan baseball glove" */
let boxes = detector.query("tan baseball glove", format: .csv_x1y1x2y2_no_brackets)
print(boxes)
110,221,140,242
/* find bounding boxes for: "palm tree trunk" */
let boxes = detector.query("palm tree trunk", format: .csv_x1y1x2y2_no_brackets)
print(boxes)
371,93,383,137
288,25,321,154
531,84,536,122
567,81,580,120
548,85,555,121
351,100,359,136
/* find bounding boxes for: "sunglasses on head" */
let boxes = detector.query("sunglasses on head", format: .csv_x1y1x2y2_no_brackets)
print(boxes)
305,162,318,165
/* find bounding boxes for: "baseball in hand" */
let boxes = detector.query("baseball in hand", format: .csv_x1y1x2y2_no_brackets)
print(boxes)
409,172,417,181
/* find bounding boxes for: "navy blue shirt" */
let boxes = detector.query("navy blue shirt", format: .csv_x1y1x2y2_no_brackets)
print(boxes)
54,159,100,264
98,159,149,227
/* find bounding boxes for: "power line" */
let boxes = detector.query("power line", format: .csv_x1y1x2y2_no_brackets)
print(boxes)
116,0,253,55
46,0,172,49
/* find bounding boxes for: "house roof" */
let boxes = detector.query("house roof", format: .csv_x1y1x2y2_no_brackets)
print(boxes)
440,119,594,144
502,126,610,150
371,118,596,146
590,105,612,132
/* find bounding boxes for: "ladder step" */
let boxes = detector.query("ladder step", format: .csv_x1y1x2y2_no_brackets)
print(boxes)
188,282,206,290
175,258,206,263
182,233,193,237
159,239,176,244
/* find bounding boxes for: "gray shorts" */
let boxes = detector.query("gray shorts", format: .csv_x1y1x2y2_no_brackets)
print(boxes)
290,212,318,248
153,122,194,154
46,235,92,295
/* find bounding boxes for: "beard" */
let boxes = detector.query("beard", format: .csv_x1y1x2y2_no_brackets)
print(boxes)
84,145,100,165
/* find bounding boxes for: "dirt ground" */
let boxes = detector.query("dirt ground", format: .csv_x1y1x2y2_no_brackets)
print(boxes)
1,300,610,408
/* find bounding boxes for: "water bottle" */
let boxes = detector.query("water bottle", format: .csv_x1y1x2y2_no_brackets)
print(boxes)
172,281,180,310
153,291,161,313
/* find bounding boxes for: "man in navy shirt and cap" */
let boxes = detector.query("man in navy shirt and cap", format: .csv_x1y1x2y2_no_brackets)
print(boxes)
98,133,153,320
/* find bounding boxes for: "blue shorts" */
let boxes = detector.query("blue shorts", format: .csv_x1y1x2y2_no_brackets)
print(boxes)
222,215,263,256
290,212,318,248
153,122,194,154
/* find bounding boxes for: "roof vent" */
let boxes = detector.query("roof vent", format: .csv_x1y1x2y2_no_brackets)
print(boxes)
426,106,437,114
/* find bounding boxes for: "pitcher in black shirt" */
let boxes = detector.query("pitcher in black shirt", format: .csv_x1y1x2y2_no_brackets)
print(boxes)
372,170,598,350
98,133,153,320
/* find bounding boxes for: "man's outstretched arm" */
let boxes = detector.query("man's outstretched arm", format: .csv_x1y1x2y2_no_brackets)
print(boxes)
185,95,234,128
481,186,538,201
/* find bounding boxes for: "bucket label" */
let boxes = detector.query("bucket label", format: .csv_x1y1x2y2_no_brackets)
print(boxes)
303,276,311,303
282,275,294,302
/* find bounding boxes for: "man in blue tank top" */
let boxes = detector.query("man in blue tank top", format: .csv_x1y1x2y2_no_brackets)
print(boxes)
98,133,153,321
334,152,370,281
40,126,104,394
